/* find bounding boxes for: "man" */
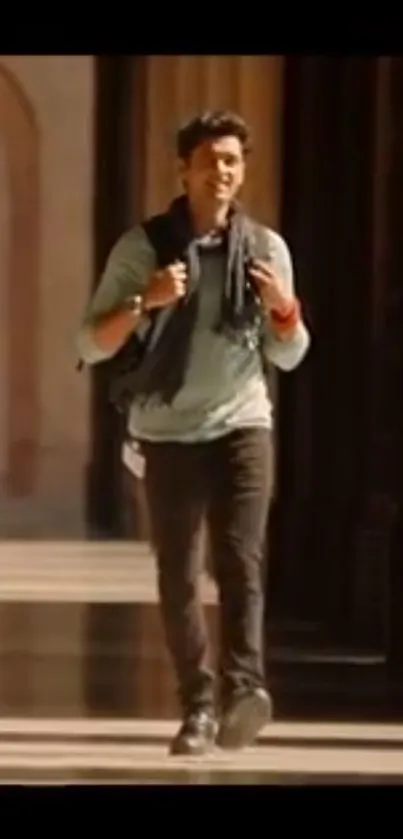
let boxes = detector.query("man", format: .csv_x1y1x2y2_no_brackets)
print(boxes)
76,110,310,756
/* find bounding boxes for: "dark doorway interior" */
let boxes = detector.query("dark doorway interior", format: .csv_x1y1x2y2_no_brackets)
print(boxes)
85,56,134,539
266,56,403,719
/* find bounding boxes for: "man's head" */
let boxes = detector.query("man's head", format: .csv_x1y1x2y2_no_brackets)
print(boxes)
176,110,252,213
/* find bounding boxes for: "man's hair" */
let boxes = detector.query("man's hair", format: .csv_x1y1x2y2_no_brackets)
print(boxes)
176,110,252,160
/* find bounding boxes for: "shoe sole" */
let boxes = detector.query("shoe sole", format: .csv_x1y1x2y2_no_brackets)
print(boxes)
169,739,215,757
169,724,218,757
216,691,272,751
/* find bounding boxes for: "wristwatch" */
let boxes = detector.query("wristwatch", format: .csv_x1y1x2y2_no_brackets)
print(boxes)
125,294,146,318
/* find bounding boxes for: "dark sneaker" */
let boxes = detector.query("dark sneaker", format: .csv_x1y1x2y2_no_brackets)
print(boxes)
170,709,217,756
216,687,272,750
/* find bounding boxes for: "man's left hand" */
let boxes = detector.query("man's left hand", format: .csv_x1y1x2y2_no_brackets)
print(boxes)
248,259,293,314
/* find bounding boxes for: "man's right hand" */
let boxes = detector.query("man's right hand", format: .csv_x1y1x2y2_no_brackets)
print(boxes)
84,262,187,358
143,261,187,310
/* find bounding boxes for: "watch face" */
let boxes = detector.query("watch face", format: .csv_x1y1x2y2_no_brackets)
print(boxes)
127,295,141,312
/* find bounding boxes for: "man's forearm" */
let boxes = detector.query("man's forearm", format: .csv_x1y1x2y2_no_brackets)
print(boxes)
77,298,147,365
261,296,301,342
260,296,310,371
263,317,310,371
90,304,143,354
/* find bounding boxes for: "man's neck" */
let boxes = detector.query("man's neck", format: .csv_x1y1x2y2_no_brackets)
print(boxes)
189,200,230,237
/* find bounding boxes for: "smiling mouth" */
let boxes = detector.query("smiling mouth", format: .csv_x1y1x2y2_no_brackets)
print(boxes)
208,181,229,191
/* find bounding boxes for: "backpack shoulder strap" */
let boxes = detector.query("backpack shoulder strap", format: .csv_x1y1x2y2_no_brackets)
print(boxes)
76,219,171,375
142,212,177,268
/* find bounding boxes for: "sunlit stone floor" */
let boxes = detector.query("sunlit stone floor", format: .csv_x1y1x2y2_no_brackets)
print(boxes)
0,541,402,783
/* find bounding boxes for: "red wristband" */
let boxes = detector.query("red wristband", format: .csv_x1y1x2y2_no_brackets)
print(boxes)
271,297,300,329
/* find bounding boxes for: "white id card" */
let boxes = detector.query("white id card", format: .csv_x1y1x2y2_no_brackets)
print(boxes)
121,439,146,480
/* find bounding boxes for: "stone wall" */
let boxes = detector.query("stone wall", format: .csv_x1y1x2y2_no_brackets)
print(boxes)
0,56,94,537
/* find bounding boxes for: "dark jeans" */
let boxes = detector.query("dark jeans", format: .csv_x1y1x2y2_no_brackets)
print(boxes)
142,427,274,714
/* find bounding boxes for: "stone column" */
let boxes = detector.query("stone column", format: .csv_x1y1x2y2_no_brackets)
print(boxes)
0,56,94,539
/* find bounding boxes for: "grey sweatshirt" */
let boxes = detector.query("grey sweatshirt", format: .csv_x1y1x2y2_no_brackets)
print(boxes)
76,224,310,442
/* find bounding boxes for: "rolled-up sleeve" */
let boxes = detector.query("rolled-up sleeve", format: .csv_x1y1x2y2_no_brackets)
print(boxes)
261,229,311,372
75,225,156,365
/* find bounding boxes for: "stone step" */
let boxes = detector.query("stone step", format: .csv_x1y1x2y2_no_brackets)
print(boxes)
2,717,403,746
0,540,217,603
0,719,403,784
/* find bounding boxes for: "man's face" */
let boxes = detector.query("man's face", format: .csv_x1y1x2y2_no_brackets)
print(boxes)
180,135,246,209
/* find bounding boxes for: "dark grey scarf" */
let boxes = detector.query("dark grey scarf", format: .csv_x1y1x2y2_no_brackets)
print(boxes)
110,194,267,410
